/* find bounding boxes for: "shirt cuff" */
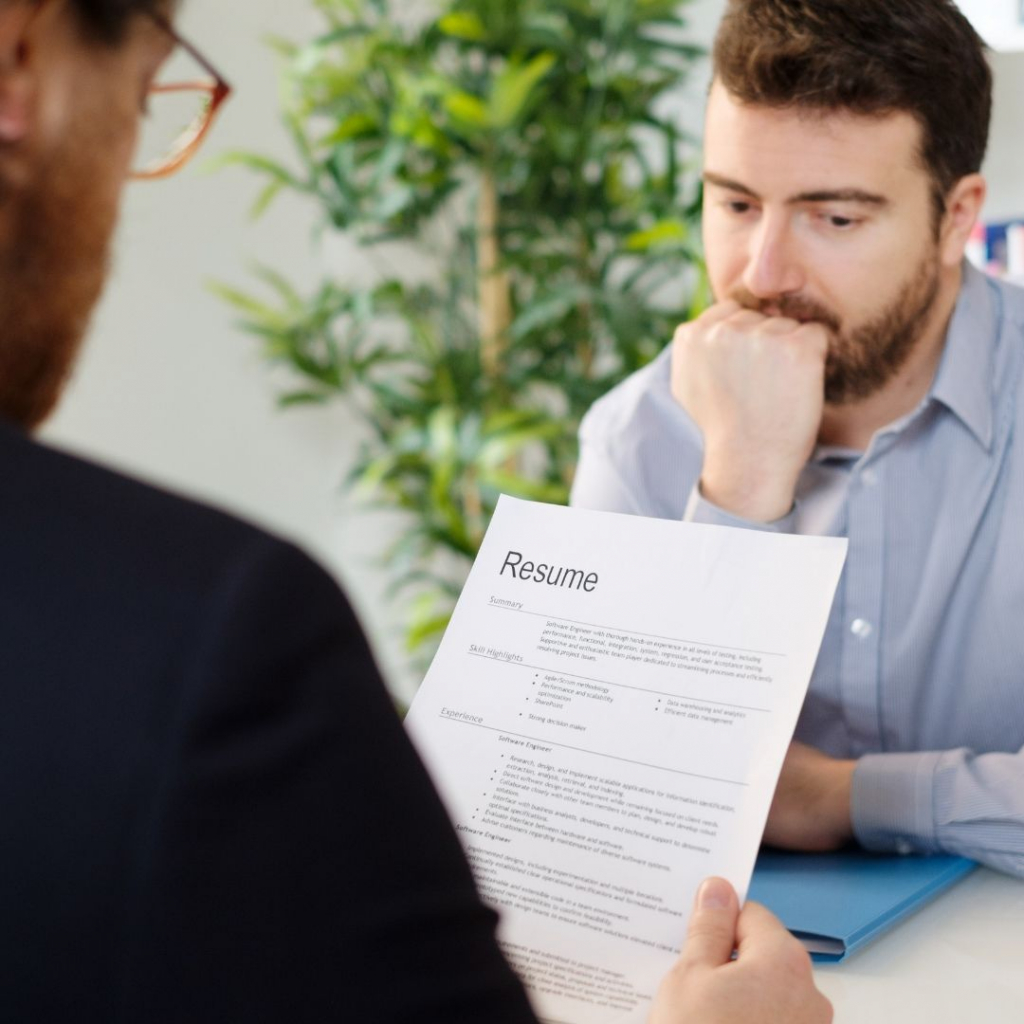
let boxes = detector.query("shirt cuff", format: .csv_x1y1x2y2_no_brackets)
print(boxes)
851,751,945,855
682,483,797,533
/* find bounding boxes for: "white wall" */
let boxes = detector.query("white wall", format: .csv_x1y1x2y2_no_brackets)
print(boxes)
955,0,1024,53
984,52,1024,222
41,0,1024,701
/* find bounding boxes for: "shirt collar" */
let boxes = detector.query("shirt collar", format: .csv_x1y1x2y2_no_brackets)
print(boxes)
929,261,998,451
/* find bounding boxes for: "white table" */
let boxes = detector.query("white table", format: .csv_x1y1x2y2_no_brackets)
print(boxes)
814,868,1024,1023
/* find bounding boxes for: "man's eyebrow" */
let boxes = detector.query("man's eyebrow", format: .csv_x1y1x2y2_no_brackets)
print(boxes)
702,172,889,207
792,188,889,206
703,172,759,197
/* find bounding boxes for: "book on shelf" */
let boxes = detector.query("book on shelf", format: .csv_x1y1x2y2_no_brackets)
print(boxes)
967,217,1024,285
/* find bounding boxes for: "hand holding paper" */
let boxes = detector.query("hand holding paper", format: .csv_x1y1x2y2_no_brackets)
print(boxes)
406,497,847,1023
650,878,833,1024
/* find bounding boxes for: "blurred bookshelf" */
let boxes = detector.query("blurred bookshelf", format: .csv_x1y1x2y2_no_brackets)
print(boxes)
953,3,1024,287
968,219,1024,288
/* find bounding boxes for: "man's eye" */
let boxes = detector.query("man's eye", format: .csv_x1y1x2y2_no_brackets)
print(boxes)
826,215,857,229
726,201,753,215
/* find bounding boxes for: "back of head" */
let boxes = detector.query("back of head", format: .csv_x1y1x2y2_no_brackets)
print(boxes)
712,0,992,213
69,0,171,42
0,0,178,431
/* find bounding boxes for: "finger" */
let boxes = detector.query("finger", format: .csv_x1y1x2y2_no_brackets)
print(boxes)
673,301,744,344
678,877,740,968
721,307,768,330
735,900,807,960
697,299,744,324
757,315,802,335
793,321,831,354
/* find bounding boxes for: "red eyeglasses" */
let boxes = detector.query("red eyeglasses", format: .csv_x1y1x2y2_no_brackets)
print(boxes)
130,11,232,180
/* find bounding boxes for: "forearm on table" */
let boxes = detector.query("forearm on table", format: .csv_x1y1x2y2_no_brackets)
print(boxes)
853,748,1024,877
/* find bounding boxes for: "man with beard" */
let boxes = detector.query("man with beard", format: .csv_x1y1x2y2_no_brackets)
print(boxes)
572,0,1024,875
0,1,833,1022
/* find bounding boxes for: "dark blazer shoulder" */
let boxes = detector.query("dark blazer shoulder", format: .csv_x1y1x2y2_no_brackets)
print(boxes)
0,423,359,1021
0,423,278,576
0,423,538,1024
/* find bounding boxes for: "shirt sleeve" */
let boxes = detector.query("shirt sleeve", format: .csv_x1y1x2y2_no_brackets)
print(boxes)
852,747,1024,877
683,483,798,534
570,436,644,514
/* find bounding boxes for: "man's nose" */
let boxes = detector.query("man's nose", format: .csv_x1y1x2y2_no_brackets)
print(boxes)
742,216,805,299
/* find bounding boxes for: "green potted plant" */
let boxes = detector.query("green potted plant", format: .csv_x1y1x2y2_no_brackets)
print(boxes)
216,0,706,676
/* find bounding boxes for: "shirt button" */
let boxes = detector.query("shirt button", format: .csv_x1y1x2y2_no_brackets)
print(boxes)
851,618,873,639
895,838,914,855
861,468,878,486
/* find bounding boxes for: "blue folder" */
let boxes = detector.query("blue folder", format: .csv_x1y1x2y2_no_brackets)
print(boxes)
747,849,977,963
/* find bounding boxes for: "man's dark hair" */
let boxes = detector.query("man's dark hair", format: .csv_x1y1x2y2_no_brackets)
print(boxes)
713,0,992,220
69,0,169,43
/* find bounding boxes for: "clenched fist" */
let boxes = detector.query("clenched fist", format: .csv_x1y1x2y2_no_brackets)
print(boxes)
671,300,829,523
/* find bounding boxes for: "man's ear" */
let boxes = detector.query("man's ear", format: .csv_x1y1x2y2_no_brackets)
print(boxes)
0,4,36,143
939,173,987,269
0,1,58,144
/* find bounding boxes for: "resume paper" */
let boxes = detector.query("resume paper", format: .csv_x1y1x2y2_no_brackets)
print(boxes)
405,497,847,1023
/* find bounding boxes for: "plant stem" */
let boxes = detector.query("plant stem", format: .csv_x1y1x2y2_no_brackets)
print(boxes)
477,168,512,383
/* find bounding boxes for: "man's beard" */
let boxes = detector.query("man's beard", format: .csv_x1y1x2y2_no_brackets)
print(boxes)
0,144,115,430
730,251,941,405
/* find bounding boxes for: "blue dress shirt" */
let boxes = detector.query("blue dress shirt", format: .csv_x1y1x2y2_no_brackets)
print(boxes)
571,264,1024,876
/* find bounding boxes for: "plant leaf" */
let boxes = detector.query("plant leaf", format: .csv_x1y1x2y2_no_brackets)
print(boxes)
625,219,689,252
437,12,487,41
489,53,558,129
443,91,490,130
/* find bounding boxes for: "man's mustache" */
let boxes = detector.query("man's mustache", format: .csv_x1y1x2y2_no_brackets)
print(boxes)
729,286,842,335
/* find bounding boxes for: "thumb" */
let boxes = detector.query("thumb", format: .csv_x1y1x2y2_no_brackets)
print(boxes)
679,877,740,968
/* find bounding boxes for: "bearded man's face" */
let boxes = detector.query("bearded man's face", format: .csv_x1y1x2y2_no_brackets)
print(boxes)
702,82,950,407
0,4,173,429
